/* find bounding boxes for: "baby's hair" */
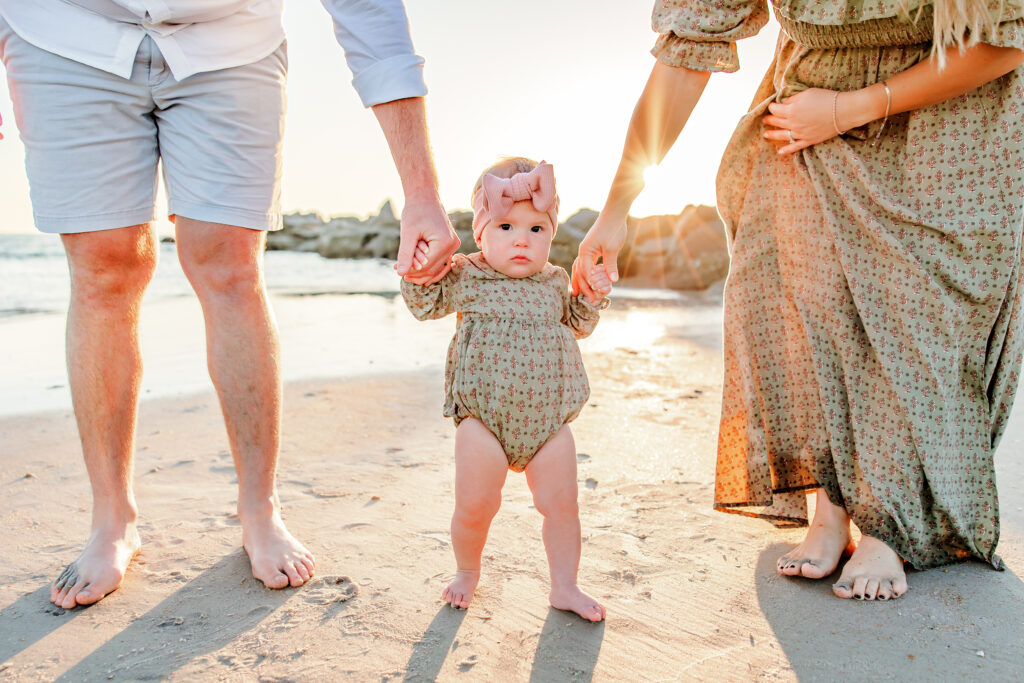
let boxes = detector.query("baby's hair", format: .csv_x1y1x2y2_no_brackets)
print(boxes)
471,156,540,205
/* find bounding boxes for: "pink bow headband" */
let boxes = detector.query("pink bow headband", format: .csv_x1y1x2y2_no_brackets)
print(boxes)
471,162,559,245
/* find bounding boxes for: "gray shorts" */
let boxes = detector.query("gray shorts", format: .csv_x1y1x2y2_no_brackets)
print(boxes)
0,18,287,233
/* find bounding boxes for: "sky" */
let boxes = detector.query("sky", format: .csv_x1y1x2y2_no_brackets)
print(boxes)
0,3,781,234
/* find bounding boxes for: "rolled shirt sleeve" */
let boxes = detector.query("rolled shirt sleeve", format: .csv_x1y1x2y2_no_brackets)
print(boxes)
321,0,428,107
650,0,769,73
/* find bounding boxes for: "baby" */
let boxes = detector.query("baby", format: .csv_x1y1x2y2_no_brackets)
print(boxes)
400,157,610,622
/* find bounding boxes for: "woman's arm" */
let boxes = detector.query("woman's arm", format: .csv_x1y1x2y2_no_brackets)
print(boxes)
571,62,711,299
763,45,1024,154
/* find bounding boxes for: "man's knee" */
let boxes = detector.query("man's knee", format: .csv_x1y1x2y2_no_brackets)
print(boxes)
177,224,265,298
64,225,158,301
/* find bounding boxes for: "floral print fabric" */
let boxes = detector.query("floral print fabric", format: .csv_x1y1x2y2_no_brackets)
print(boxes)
654,1,1024,568
401,252,605,472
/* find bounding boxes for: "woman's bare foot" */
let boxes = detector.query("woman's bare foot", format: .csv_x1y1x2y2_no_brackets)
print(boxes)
832,535,908,601
550,585,606,622
241,508,315,589
443,569,480,609
50,521,141,609
777,488,853,579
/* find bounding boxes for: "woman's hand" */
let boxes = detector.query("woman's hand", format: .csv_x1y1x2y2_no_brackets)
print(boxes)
571,211,627,300
762,88,849,155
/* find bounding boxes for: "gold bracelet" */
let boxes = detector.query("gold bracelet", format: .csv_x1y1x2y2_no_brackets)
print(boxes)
832,91,845,136
872,80,892,146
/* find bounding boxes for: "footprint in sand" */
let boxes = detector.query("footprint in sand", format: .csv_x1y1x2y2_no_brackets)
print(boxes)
302,576,358,605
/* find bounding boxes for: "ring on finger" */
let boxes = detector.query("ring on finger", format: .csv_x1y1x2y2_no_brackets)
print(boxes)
786,129,795,144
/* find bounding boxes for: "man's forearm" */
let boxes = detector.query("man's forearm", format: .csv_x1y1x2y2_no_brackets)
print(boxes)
371,96,439,201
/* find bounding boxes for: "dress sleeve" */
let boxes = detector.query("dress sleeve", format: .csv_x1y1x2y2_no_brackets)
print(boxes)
650,0,770,73
400,269,460,321
320,0,428,107
563,293,610,340
982,5,1024,49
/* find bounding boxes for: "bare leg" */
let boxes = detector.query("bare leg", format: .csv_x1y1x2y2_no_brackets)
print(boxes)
525,426,605,622
832,536,908,601
446,418,508,608
51,225,155,609
176,219,314,589
776,487,854,579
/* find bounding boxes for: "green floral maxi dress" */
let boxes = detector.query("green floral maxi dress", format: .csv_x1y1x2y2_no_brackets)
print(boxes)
652,0,1024,569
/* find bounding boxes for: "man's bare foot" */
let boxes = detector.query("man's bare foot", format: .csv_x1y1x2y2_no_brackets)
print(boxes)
778,488,853,579
442,569,479,609
550,585,606,622
50,522,141,609
832,535,908,601
241,509,315,589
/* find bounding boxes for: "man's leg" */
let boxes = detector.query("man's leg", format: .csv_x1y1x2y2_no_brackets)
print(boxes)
50,225,156,609
175,217,314,589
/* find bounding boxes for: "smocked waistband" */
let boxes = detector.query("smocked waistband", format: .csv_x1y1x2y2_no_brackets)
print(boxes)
777,8,933,49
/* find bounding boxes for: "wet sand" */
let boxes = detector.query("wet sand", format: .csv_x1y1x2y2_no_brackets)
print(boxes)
1,291,1023,681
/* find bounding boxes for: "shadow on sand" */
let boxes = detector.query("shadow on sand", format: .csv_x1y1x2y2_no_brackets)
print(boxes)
0,583,87,666
51,550,293,681
402,604,467,682
528,607,605,682
756,541,1024,679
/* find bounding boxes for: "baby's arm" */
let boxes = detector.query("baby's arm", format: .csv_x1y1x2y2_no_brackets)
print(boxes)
564,265,611,340
399,259,460,320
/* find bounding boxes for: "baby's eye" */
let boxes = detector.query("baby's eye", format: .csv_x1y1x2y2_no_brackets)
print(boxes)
531,225,543,233
499,223,512,230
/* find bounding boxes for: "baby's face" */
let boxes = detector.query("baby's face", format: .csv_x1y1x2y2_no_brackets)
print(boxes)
478,200,554,278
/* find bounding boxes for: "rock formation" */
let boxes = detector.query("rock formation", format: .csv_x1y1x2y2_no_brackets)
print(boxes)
266,201,729,291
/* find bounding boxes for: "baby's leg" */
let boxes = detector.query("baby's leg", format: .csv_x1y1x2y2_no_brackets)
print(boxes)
525,426,606,622
446,418,509,609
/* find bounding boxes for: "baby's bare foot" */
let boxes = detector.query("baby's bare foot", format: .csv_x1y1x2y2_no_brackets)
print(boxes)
443,569,479,609
550,585,605,622
51,522,141,609
241,510,315,589
778,488,852,579
832,535,908,601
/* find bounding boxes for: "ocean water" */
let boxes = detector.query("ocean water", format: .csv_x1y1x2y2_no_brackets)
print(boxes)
0,234,691,318
0,234,402,317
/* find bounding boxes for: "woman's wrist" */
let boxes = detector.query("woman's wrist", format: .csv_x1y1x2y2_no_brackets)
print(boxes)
838,82,890,131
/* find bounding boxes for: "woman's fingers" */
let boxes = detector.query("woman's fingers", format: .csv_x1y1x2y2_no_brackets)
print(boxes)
762,114,789,129
572,259,596,300
766,101,791,116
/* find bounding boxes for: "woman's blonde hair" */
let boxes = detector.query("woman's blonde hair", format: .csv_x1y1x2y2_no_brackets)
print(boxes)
902,0,1004,66
471,156,540,205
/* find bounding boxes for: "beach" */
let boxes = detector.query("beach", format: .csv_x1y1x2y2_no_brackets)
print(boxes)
2,286,1024,681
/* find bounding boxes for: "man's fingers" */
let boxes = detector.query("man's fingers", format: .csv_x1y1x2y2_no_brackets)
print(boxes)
395,235,417,275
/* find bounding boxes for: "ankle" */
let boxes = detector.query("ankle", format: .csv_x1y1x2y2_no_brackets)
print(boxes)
90,500,139,529
237,495,279,522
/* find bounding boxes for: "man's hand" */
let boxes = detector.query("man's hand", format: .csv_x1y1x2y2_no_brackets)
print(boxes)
395,195,460,284
571,210,627,301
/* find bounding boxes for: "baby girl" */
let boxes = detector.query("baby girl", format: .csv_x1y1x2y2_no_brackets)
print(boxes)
401,157,610,621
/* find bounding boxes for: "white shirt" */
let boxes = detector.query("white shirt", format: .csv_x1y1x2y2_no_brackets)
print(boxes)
0,0,426,107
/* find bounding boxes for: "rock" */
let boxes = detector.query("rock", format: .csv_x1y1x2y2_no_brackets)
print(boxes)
317,218,398,259
618,205,728,290
271,202,729,291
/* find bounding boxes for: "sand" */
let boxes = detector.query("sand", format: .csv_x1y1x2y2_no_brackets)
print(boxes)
2,291,1023,681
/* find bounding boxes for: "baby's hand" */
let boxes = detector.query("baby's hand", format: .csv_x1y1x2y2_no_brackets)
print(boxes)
585,264,612,305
